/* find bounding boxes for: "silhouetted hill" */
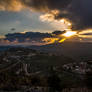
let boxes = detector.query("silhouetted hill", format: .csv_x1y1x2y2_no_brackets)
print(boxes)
0,42,92,61
29,42,92,61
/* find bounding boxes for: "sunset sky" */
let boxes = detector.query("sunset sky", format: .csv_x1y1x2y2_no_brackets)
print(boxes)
0,11,55,36
0,0,92,45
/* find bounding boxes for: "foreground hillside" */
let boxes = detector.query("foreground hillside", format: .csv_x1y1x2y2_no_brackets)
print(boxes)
0,47,74,74
0,47,92,91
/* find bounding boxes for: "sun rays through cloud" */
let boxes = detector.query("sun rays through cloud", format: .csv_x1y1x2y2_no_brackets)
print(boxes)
78,29,92,38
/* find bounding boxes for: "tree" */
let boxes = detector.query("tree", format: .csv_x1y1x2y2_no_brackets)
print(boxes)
85,71,92,89
48,66,63,92
31,76,41,87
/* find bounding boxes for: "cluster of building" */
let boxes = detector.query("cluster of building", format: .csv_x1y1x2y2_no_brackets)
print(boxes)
63,61,92,74
0,48,38,75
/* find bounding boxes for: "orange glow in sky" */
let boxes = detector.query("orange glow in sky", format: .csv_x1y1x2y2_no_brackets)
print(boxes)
63,31,77,37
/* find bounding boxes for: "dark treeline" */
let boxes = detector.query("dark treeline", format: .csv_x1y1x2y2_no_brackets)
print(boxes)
0,67,92,92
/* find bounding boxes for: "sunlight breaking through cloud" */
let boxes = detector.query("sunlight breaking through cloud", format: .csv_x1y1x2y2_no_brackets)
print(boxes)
63,31,77,37
78,29,92,38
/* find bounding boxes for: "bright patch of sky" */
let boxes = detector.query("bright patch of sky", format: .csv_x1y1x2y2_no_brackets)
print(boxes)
0,10,59,36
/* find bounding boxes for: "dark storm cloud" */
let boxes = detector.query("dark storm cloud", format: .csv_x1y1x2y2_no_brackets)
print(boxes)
0,0,71,11
0,0,92,30
21,0,71,12
21,0,92,30
0,0,23,11
1,30,65,44
4,32,53,42
52,30,66,35
11,28,16,31
64,0,92,30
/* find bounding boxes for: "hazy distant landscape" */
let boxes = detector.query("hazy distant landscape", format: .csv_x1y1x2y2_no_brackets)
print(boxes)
1,42,92,61
31,42,92,61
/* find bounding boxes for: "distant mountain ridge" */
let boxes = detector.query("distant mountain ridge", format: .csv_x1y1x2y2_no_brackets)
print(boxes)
28,42,92,61
0,42,92,61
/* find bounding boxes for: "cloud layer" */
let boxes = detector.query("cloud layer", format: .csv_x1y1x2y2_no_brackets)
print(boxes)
0,0,92,30
0,31,67,45
0,30,92,46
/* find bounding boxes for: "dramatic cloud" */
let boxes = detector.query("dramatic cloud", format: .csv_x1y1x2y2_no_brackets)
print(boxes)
22,0,71,12
0,0,23,11
4,31,53,42
0,30,92,46
22,0,92,30
78,29,92,38
52,30,66,35
0,0,92,30
0,32,49,45
0,0,71,11
0,31,69,45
